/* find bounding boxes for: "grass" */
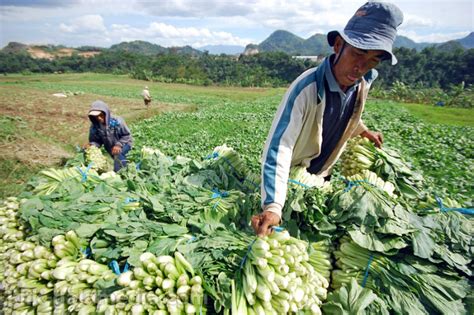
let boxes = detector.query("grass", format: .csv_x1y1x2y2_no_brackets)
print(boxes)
399,102,474,127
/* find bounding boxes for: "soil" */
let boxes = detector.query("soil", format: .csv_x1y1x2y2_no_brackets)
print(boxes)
0,85,187,168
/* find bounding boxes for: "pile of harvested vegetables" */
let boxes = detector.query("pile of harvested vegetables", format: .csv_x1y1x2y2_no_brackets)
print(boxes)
1,137,472,314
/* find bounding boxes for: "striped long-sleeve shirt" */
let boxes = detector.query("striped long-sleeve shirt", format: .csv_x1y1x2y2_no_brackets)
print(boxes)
261,56,378,218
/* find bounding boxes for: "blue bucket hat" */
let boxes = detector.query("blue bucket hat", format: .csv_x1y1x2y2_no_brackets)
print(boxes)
327,1,403,65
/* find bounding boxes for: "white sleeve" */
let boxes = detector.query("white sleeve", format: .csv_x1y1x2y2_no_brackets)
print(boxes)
261,78,313,218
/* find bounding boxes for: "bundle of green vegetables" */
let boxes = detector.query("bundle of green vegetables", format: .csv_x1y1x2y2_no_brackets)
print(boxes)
208,144,250,180
86,210,189,266
1,230,116,314
328,182,472,275
175,225,255,313
19,184,142,246
233,230,329,315
32,166,100,196
50,237,116,314
281,177,333,241
85,146,110,173
288,166,329,189
340,136,424,200
346,170,395,197
308,240,333,281
97,252,204,314
322,278,389,315
331,237,470,314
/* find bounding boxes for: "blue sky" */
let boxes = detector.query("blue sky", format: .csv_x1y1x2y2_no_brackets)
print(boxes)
1,0,472,49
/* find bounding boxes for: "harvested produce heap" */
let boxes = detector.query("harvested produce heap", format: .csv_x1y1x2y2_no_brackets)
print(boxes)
1,138,472,314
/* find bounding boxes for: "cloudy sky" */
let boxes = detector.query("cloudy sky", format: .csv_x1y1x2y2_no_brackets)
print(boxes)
1,0,472,49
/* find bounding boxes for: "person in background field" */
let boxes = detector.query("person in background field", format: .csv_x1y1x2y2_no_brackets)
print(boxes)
87,100,133,172
142,86,152,107
252,1,403,236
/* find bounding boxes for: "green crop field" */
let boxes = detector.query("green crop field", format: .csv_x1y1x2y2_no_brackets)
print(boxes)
1,73,473,314
0,73,472,200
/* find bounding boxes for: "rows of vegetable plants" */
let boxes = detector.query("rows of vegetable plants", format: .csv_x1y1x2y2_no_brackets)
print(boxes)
1,89,472,314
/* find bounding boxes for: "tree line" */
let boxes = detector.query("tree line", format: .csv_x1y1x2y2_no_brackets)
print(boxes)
0,47,472,89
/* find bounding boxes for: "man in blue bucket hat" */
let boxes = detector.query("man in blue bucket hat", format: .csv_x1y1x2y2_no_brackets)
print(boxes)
252,2,403,236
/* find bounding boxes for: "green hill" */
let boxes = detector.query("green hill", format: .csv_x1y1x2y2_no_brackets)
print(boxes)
457,32,474,49
394,36,432,50
252,30,330,56
247,31,470,56
109,40,168,55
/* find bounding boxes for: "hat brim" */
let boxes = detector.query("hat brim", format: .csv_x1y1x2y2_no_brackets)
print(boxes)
88,110,103,116
327,30,397,65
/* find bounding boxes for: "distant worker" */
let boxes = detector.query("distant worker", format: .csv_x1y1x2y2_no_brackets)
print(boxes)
142,86,152,107
87,100,133,172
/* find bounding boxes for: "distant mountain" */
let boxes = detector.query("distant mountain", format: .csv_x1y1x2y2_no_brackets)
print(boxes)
437,40,466,52
245,30,472,56
253,30,331,55
258,30,305,54
457,32,474,49
1,40,203,59
304,34,333,55
0,42,102,59
109,40,167,55
109,40,202,56
245,30,331,56
198,45,245,55
2,42,29,54
394,36,432,50
2,31,472,60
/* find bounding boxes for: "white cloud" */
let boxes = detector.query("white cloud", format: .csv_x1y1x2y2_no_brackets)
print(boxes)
400,13,433,29
109,21,251,47
58,15,107,33
1,0,472,48
135,0,252,17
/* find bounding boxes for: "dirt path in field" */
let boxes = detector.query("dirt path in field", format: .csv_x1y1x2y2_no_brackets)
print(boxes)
0,85,191,167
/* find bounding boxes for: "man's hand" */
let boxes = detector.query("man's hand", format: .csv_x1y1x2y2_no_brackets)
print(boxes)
251,211,281,237
361,130,384,148
111,145,122,156
83,143,91,150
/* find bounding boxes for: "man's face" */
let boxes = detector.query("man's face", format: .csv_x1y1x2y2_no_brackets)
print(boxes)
332,37,383,90
92,112,106,124
97,113,106,124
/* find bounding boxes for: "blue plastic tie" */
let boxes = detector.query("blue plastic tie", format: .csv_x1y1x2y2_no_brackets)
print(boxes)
239,238,257,270
271,226,284,232
81,247,92,258
109,260,121,275
288,178,311,189
109,260,129,275
76,163,94,182
211,188,229,199
343,179,375,192
123,262,129,273
211,188,229,210
186,235,197,244
205,151,244,180
135,161,142,170
435,195,474,215
204,152,219,160
362,253,374,288
124,197,139,204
